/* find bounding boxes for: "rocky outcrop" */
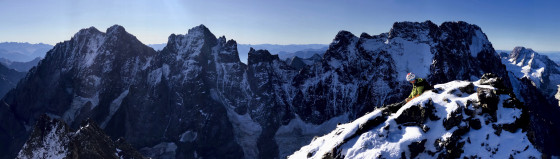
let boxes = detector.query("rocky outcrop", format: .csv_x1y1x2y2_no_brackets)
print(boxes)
17,114,146,159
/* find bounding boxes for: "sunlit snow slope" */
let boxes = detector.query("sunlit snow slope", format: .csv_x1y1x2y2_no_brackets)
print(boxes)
290,74,540,159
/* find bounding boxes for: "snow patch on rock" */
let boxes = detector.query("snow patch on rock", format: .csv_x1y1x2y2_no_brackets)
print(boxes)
386,37,433,81
62,92,100,124
179,130,197,143
17,122,69,159
210,89,262,159
469,30,486,57
100,89,129,128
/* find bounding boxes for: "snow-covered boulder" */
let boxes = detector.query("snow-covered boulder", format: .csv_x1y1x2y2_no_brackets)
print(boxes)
289,75,540,159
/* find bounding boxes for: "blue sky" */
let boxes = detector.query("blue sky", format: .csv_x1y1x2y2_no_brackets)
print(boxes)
0,0,558,51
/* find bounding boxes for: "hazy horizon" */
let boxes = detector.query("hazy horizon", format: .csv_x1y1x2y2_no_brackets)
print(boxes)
3,41,560,53
1,0,559,51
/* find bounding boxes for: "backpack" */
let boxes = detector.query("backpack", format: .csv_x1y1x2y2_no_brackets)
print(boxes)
417,78,433,91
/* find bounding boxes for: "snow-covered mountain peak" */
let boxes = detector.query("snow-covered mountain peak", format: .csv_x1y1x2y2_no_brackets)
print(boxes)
322,30,359,65
333,30,357,43
107,24,125,33
512,46,534,53
184,24,216,43
49,25,153,71
165,25,218,58
502,46,560,100
71,27,104,45
290,74,540,158
188,24,212,35
509,46,537,65
75,26,102,36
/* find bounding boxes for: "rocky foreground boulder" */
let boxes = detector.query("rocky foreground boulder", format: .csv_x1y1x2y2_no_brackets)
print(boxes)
17,114,146,159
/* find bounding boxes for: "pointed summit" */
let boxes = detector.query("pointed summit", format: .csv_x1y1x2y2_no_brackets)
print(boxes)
73,26,103,40
80,26,102,34
509,46,537,66
333,30,357,44
106,24,126,35
329,30,358,51
322,30,358,62
186,24,215,39
164,24,218,56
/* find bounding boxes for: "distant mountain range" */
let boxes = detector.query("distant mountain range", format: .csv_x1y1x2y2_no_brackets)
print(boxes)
0,42,52,62
237,44,328,63
0,63,25,98
540,52,560,65
0,57,41,72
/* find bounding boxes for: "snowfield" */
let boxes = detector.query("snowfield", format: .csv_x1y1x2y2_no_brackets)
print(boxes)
289,80,540,159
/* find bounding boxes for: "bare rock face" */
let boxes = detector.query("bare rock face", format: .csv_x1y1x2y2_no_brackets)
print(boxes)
477,88,499,114
517,77,560,156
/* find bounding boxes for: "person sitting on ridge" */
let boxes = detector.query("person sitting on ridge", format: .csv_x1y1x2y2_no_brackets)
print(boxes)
405,72,432,103
383,72,433,114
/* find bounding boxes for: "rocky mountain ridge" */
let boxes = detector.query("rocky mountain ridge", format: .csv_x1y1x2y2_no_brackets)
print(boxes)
1,21,555,158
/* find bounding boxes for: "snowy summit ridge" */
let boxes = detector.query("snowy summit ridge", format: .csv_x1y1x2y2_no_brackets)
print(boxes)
290,73,540,159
